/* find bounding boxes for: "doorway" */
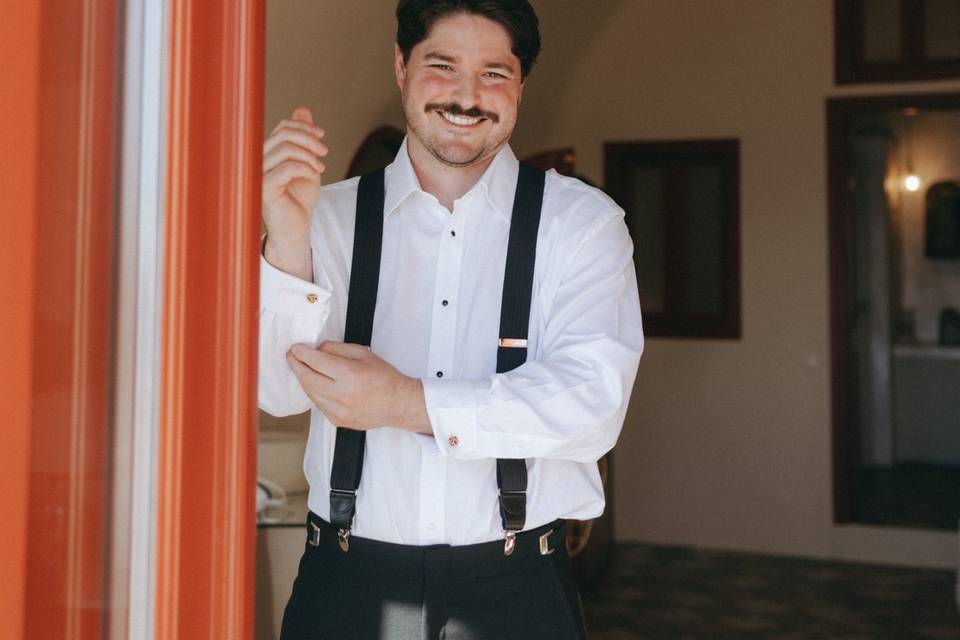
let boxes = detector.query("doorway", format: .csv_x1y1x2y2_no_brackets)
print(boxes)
829,93,960,531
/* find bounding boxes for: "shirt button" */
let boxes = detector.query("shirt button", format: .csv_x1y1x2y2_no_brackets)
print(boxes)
442,300,449,307
436,371,443,378
306,293,318,304
450,230,456,237
448,435,459,447
427,522,437,531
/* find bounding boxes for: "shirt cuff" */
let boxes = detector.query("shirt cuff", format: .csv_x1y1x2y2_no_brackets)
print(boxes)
259,254,330,315
421,377,483,458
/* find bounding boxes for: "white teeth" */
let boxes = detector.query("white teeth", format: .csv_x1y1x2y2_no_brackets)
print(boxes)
440,111,482,126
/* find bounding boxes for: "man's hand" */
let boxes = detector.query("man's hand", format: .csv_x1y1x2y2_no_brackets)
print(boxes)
262,106,327,280
286,341,432,435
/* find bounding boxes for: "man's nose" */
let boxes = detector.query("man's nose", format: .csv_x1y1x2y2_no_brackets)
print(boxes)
450,73,480,107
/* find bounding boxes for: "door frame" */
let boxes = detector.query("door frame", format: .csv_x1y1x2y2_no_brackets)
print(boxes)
155,0,265,638
827,91,960,524
1,0,266,637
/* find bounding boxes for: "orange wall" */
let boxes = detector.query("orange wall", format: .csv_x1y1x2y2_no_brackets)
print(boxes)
0,0,40,635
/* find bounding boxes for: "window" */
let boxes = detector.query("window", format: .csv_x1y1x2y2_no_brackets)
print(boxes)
605,140,741,339
836,0,960,84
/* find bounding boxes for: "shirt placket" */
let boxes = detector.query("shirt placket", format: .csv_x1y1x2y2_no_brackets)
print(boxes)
417,204,466,545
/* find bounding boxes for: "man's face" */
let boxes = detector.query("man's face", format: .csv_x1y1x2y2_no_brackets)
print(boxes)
395,12,524,168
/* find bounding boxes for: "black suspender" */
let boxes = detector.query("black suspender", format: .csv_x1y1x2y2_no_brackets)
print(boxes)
495,162,545,554
328,168,385,552
330,162,546,555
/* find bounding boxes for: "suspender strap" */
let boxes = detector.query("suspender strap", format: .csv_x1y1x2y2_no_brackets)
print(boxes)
329,168,385,541
496,162,546,537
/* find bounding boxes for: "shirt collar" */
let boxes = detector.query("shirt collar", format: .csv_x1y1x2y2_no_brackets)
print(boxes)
383,137,520,222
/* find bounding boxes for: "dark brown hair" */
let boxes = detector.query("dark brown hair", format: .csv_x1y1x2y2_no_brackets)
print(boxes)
396,0,541,80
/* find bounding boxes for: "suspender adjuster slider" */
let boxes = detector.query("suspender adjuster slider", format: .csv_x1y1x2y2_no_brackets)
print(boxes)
498,488,527,535
539,529,555,556
308,521,321,547
498,338,528,348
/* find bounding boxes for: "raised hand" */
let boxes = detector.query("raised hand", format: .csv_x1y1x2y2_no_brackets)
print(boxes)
262,106,327,280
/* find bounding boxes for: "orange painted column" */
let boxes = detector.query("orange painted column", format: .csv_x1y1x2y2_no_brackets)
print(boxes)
156,0,265,638
0,0,41,637
24,0,120,636
1,0,120,637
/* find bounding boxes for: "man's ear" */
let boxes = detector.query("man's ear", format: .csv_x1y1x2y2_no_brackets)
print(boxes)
394,44,407,91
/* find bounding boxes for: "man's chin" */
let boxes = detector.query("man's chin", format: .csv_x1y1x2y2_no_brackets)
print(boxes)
430,144,488,168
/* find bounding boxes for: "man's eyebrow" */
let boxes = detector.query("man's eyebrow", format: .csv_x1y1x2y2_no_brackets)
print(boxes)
482,61,517,74
423,52,457,63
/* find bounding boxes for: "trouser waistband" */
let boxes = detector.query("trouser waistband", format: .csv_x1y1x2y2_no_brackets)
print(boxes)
305,511,567,577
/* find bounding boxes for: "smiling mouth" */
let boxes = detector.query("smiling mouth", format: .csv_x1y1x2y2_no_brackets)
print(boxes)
437,110,486,127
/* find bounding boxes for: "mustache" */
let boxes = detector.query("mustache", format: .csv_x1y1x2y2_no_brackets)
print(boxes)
425,102,500,124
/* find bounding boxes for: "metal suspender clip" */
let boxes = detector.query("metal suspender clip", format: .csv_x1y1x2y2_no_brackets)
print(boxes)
503,530,518,556
337,528,350,552
498,338,528,348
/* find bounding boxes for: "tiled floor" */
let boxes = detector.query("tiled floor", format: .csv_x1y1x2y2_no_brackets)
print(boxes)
582,544,960,640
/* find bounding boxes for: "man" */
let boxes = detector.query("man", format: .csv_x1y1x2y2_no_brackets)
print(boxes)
259,1,643,638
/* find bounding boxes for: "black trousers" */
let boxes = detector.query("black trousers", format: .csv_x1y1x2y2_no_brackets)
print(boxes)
280,513,588,640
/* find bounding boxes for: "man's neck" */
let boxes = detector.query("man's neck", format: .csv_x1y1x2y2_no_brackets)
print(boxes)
406,136,500,212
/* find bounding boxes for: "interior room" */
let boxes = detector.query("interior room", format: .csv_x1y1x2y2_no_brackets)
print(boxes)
253,1,960,638
6,0,960,639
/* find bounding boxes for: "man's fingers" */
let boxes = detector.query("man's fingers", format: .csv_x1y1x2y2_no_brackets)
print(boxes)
319,341,371,359
286,350,313,379
270,118,325,139
263,160,322,193
264,142,325,174
292,106,313,124
287,350,334,386
289,343,353,379
264,127,328,158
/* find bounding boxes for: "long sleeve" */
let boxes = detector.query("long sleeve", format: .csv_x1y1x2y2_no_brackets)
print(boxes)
257,254,332,417
421,210,644,464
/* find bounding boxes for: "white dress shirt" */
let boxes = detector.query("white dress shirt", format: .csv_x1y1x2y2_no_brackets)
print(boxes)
259,140,643,546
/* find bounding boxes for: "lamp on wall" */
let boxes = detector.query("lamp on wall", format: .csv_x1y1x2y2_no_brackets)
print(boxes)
904,173,921,192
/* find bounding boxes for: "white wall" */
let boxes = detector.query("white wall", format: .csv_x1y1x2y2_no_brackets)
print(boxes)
265,1,405,181
265,0,960,568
